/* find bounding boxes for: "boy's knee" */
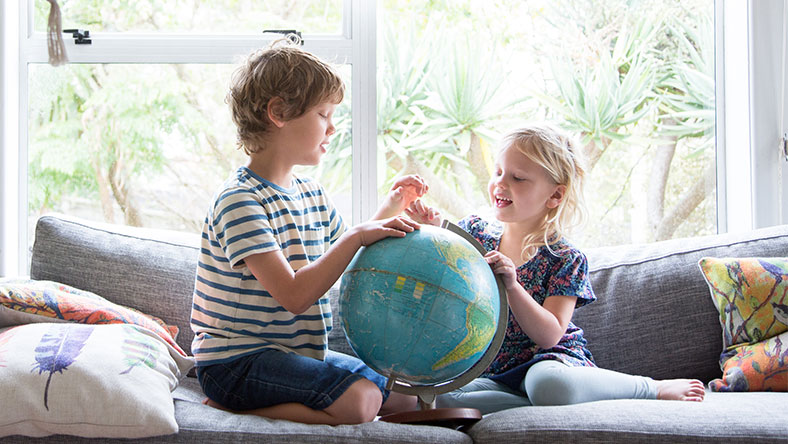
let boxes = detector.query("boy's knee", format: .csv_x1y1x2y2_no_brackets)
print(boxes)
331,379,382,424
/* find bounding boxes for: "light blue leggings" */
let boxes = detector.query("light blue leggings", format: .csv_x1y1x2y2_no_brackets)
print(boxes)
436,360,658,414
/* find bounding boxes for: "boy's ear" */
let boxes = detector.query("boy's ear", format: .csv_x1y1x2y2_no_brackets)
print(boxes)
267,97,287,128
546,185,566,209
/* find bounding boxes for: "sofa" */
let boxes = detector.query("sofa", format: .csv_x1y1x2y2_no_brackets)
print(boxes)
3,213,788,443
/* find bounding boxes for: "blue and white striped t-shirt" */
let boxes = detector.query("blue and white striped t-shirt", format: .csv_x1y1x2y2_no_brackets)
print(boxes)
191,167,346,367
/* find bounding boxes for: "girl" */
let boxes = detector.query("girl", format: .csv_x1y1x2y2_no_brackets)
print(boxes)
406,124,705,414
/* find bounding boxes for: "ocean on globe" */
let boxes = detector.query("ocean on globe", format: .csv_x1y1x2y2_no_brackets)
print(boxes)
339,225,500,386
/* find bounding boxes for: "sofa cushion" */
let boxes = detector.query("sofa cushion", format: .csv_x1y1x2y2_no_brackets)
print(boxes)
699,257,788,391
580,224,788,383
30,214,200,355
0,278,184,356
0,323,192,439
465,390,788,444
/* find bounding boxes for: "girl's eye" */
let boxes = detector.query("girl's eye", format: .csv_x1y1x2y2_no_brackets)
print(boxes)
513,176,525,182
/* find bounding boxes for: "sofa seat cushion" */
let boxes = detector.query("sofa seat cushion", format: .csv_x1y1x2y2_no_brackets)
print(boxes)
466,391,788,443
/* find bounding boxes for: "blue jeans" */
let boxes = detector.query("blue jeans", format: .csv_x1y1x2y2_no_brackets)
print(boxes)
436,360,658,414
196,348,389,411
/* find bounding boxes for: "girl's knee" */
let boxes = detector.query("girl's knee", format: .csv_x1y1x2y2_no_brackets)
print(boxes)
525,364,579,406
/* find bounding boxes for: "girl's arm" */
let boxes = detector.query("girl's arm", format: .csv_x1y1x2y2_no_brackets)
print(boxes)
485,250,576,349
245,216,420,314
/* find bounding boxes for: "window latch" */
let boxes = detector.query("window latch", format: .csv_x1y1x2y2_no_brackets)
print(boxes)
782,133,788,162
263,29,303,45
62,29,92,45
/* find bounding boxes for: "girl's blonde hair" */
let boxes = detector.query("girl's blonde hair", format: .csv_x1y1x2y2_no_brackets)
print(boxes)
227,40,345,154
499,124,587,261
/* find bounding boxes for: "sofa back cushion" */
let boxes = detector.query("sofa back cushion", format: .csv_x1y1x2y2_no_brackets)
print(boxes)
579,224,788,383
30,214,200,355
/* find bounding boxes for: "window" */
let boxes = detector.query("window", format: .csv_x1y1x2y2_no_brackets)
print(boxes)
5,0,370,275
4,1,787,276
377,0,716,248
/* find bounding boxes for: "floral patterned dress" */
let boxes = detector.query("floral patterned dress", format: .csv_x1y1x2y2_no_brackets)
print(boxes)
458,215,597,391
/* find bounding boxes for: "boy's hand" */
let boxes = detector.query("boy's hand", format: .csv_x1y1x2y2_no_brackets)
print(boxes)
353,216,421,247
404,200,442,226
374,175,429,220
390,175,429,208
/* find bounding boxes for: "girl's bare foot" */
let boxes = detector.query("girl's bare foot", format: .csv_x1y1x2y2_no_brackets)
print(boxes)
655,379,706,402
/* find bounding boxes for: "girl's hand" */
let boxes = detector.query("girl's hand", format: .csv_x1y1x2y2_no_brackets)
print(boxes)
485,251,518,289
353,216,421,246
404,200,442,226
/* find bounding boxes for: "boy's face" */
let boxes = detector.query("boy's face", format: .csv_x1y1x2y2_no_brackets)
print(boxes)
279,101,337,166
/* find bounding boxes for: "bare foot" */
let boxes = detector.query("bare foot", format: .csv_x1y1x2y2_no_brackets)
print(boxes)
202,397,234,411
655,379,705,402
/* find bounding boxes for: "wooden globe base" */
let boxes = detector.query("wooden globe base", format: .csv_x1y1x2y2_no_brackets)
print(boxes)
379,408,482,430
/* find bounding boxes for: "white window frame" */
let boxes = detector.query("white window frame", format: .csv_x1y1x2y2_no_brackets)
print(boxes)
1,0,377,276
717,0,788,233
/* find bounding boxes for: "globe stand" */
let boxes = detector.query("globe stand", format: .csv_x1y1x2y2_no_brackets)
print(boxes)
379,387,482,430
377,221,509,430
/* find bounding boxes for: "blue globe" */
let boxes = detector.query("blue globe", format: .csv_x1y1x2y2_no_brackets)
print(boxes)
339,224,501,386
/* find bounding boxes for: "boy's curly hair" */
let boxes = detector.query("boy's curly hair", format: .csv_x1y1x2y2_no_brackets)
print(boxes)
499,124,588,261
227,41,345,154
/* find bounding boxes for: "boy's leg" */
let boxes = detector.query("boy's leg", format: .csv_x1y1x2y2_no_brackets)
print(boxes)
435,377,531,414
197,349,387,424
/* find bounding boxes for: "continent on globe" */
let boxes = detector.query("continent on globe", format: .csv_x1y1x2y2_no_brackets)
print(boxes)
339,224,500,386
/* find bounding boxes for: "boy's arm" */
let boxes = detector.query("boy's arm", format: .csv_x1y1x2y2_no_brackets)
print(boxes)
372,175,428,220
244,216,420,314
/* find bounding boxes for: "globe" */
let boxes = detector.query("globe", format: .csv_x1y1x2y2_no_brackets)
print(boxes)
339,221,506,394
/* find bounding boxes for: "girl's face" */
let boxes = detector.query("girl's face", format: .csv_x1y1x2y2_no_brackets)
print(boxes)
488,145,565,229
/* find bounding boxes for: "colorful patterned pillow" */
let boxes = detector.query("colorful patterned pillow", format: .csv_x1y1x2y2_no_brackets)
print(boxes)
0,322,193,438
0,278,185,356
699,257,788,392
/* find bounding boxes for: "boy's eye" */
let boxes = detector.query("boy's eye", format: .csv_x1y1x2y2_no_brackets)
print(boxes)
513,176,525,182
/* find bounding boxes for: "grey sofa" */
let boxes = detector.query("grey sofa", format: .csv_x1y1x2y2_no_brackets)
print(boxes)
8,213,788,443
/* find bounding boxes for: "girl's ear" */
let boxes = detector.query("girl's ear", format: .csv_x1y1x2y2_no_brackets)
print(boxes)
267,97,287,128
546,185,566,209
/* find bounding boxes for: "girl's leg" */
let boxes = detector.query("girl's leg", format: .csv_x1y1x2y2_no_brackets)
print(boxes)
522,360,704,406
436,377,531,415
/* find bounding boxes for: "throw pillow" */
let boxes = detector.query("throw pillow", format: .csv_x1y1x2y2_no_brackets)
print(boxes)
0,278,184,356
699,257,788,392
0,322,193,438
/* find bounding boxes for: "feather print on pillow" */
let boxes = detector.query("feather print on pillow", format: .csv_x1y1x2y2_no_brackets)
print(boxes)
120,327,160,375
30,324,94,410
0,327,19,367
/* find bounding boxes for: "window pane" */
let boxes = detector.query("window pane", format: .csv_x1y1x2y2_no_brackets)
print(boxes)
378,0,715,247
28,63,352,238
34,0,343,35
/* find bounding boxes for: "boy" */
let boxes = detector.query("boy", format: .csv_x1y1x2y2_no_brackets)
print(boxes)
191,41,423,425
